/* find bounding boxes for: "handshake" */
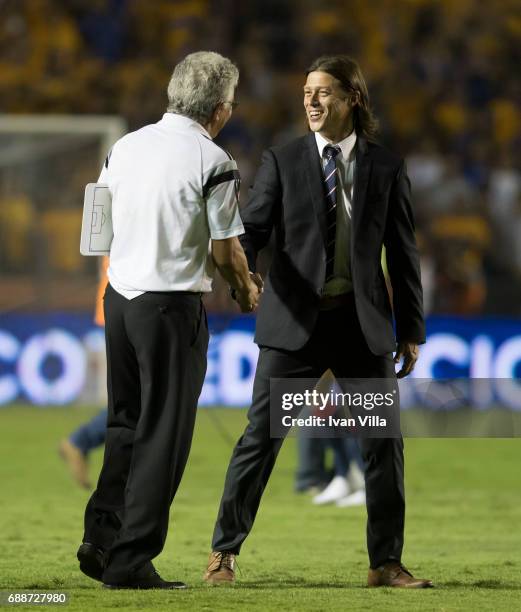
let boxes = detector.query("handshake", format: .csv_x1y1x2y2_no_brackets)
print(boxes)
212,236,264,314
232,272,264,313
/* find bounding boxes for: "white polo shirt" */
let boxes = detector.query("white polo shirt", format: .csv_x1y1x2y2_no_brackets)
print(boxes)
98,113,244,299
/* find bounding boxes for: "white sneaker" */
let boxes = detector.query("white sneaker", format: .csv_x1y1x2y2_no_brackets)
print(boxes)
336,489,366,507
312,476,349,505
346,460,365,492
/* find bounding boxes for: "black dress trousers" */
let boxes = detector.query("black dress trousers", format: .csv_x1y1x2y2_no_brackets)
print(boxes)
211,297,405,569
83,284,208,583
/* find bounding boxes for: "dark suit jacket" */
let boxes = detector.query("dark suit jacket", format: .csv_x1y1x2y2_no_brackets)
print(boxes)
239,133,425,356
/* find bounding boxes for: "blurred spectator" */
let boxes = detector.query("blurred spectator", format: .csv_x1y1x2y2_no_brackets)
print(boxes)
430,203,491,314
72,0,127,63
407,139,445,192
0,180,35,272
40,206,83,273
489,152,521,219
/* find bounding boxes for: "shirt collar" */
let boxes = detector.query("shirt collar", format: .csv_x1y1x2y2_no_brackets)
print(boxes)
160,112,212,139
315,129,357,162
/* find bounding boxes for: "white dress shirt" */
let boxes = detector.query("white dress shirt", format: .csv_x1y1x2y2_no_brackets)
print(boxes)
315,130,357,296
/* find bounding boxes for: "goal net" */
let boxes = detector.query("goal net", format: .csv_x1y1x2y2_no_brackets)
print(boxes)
0,115,125,405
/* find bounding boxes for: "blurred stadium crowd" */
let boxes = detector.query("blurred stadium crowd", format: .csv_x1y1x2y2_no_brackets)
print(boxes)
0,0,520,315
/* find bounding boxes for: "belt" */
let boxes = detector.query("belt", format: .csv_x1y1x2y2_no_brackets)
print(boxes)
145,290,202,297
319,292,354,311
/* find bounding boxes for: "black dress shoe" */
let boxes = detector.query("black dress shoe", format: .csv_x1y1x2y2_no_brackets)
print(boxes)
103,569,187,590
77,543,105,582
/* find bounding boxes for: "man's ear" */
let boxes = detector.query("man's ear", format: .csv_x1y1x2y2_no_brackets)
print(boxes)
350,92,360,108
206,105,221,135
212,103,223,123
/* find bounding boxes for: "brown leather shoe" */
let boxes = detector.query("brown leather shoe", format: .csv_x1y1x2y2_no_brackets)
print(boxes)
368,561,433,588
203,551,235,585
59,439,91,489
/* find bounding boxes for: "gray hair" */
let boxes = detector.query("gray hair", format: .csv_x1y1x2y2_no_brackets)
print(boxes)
167,51,239,125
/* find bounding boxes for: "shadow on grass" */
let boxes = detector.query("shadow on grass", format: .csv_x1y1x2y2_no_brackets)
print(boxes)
208,577,521,591
236,578,369,590
11,577,521,592
441,579,521,590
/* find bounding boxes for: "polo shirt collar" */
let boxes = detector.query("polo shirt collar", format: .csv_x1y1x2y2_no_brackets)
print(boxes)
160,112,212,139
315,129,357,161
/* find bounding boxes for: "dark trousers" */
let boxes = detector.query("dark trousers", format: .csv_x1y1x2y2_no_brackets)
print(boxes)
83,284,208,583
211,298,405,569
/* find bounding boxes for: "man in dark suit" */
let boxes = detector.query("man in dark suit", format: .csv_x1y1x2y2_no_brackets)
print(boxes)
204,55,432,588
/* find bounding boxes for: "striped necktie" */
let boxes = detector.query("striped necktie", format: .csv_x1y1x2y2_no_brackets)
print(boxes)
323,144,341,282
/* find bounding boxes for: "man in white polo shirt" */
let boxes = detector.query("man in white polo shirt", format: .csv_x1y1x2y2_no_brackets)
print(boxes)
78,51,260,590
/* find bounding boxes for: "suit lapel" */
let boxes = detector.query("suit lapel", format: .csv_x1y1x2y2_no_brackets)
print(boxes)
352,137,372,237
303,133,328,245
303,133,372,245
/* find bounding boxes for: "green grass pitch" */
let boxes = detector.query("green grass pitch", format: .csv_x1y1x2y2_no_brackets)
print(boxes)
1,406,521,611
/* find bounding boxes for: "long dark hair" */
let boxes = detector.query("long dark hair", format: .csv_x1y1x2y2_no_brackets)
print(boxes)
306,55,379,141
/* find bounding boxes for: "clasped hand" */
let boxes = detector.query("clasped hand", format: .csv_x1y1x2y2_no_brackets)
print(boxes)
236,273,263,313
